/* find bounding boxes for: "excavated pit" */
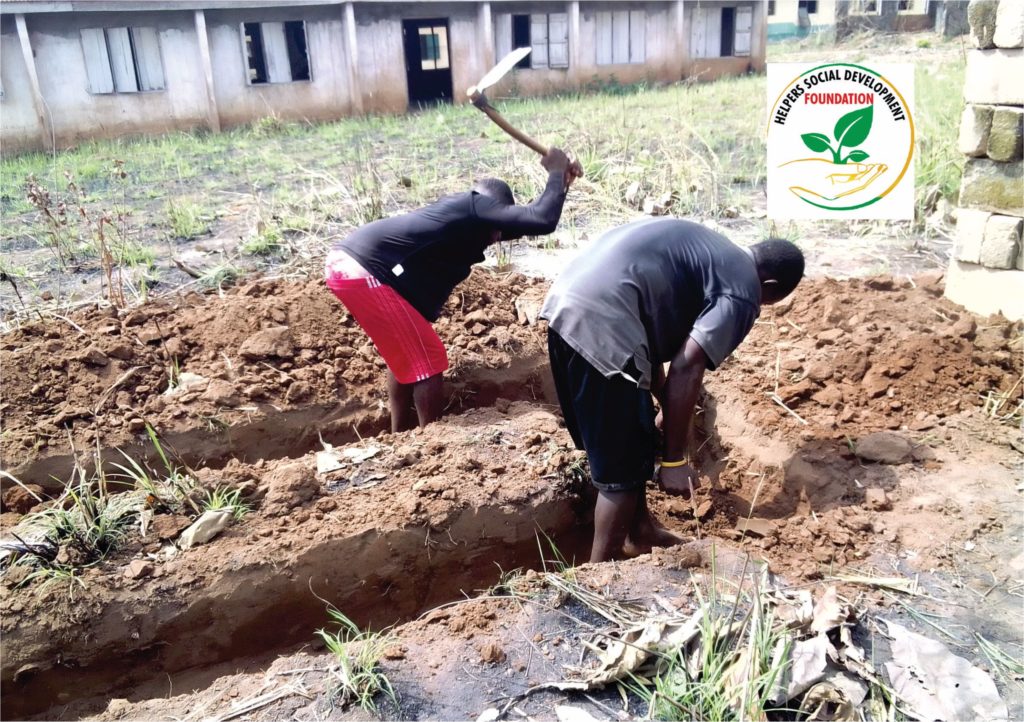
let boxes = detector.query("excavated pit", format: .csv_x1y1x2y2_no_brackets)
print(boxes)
0,271,552,496
0,404,592,719
3,271,1022,720
9,355,553,495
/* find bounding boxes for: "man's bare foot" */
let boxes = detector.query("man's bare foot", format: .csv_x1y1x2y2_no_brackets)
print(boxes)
623,522,685,557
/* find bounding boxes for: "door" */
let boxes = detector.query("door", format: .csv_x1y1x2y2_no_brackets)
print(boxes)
402,18,453,107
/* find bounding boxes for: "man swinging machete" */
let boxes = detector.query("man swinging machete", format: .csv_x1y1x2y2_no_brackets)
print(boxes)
325,47,582,432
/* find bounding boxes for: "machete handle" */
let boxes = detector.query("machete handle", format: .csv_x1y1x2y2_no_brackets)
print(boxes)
468,89,548,157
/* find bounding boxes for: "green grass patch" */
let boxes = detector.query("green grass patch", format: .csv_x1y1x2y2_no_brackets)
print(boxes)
166,198,212,240
316,608,397,714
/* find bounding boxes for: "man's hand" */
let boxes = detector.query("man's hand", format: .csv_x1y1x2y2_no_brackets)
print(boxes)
564,160,584,189
542,148,583,191
658,463,699,500
541,147,571,175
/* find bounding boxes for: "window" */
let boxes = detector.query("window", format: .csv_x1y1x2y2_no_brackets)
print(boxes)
242,21,310,84
768,1,776,16
81,27,164,94
691,6,751,58
897,0,929,12
596,10,646,65
851,0,881,14
417,25,450,69
798,0,819,13
510,13,568,69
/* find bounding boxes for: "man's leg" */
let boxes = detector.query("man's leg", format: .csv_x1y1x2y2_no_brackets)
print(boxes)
388,372,417,433
591,489,640,563
412,373,444,427
623,489,684,556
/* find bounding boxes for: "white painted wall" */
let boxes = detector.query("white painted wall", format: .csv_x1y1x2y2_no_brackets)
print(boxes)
0,18,43,152
22,10,208,148
204,5,351,126
0,0,765,152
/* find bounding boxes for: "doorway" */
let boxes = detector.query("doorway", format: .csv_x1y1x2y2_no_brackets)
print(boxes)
402,18,454,107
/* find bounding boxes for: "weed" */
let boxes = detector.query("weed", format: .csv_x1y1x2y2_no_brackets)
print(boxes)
916,38,932,48
166,198,212,240
536,530,575,576
110,424,201,515
24,175,80,269
166,356,182,392
251,113,289,138
625,577,792,720
9,468,137,577
199,264,242,290
914,58,965,224
240,222,284,256
202,487,250,521
316,607,397,714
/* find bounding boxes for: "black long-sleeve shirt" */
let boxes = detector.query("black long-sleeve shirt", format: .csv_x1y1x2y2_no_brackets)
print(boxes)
335,171,567,321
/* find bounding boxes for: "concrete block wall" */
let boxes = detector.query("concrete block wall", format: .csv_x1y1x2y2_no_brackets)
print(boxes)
946,0,1024,320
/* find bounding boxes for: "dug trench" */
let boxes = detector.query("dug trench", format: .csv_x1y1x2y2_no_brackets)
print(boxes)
1,404,597,719
0,271,554,495
2,269,1022,719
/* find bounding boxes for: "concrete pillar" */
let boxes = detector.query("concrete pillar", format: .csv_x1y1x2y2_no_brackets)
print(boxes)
343,2,363,113
15,14,52,151
193,10,221,133
568,0,581,85
946,0,1024,320
479,1,494,72
674,0,686,80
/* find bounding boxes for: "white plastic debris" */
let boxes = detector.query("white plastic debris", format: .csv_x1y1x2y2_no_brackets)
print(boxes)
178,510,232,550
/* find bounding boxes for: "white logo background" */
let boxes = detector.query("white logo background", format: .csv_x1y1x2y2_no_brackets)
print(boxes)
767,63,915,220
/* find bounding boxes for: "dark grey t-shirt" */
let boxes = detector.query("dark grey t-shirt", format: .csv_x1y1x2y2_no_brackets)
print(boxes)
540,218,761,389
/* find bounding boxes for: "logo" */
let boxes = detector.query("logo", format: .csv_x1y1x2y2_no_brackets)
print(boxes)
767,63,915,220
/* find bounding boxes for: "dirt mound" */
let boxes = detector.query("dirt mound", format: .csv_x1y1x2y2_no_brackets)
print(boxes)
709,272,1022,439
0,269,549,494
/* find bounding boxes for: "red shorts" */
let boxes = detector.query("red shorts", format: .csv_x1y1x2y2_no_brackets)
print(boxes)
325,250,448,384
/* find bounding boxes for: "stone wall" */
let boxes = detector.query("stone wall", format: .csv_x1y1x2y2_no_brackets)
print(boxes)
946,0,1024,321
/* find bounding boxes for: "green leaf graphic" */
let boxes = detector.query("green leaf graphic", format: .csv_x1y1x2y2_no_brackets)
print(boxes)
846,150,870,162
801,132,833,153
834,105,873,149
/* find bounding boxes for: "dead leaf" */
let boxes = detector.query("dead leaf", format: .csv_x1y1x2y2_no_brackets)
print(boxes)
787,633,830,700
882,620,1008,721
811,586,850,633
799,680,857,721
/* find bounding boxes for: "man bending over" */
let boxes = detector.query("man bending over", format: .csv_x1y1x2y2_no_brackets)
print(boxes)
326,149,581,432
541,217,805,562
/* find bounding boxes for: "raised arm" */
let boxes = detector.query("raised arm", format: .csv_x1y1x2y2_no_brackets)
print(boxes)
473,148,580,238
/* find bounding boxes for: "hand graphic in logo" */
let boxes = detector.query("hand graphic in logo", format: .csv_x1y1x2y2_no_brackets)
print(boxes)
781,158,888,202
780,105,887,207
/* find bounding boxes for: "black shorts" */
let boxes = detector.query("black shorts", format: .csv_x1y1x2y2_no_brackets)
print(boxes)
547,328,656,492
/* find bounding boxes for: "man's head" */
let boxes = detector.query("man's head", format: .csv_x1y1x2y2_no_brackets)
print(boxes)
473,178,515,206
750,239,805,305
473,178,515,244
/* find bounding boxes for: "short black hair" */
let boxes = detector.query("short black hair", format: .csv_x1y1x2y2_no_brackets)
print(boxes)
751,238,805,298
473,178,515,206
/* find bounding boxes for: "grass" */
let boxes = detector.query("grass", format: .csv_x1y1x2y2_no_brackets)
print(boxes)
166,198,212,240
240,221,284,256
1,33,967,308
202,487,250,521
316,607,397,714
914,56,966,224
7,465,138,585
